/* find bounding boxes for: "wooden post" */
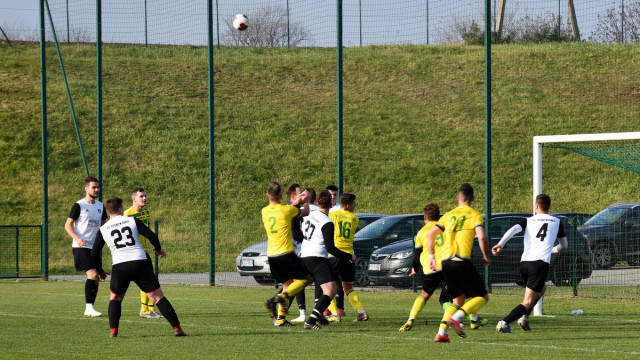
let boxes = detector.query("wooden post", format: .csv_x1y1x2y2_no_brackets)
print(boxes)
495,0,506,40
567,0,580,40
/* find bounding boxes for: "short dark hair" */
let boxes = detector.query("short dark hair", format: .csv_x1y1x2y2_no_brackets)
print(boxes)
458,183,474,202
286,183,301,198
131,188,145,197
325,184,338,192
84,176,99,186
306,187,317,204
105,197,123,214
536,193,551,212
339,193,356,207
317,190,332,209
267,182,282,197
423,203,440,221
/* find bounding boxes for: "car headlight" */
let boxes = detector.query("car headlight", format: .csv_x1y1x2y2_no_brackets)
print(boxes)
390,250,412,259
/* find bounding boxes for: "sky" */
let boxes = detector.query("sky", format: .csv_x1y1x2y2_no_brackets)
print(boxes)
0,0,623,46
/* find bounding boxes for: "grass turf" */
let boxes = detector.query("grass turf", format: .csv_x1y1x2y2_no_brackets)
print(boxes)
1,280,638,359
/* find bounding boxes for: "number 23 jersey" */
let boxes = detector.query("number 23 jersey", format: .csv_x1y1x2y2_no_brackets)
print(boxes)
519,214,565,264
98,215,147,265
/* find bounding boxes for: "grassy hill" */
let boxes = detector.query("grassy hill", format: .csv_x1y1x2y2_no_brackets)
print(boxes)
1,42,639,272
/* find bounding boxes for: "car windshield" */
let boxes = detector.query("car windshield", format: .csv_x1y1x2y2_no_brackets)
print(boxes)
355,217,400,239
583,207,628,226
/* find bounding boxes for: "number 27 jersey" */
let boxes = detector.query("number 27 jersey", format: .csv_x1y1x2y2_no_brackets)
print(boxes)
98,215,147,265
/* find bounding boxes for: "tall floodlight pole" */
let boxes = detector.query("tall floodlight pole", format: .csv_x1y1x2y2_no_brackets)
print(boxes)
40,0,49,280
484,0,492,292
207,0,216,286
97,0,103,198
336,0,343,195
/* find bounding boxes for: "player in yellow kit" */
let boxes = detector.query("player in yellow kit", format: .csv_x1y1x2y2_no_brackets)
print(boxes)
326,193,368,322
124,188,162,319
262,182,314,327
428,183,490,342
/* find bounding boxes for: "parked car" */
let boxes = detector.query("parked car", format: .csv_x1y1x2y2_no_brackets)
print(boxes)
551,212,592,227
352,214,426,286
578,203,640,269
367,213,592,288
236,213,387,284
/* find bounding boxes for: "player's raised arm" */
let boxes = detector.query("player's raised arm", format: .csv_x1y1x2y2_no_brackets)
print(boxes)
493,223,524,256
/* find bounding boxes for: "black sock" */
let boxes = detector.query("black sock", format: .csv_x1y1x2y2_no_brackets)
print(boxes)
308,294,332,325
503,304,528,325
296,291,306,311
336,282,344,310
85,279,98,304
108,300,122,329
156,297,180,328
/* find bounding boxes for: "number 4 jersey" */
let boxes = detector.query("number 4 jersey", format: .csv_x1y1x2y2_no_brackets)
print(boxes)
94,215,161,266
519,214,565,264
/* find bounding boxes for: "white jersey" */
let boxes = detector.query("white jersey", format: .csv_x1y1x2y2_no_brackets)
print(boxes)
520,214,565,264
300,210,333,258
70,199,105,249
98,215,147,265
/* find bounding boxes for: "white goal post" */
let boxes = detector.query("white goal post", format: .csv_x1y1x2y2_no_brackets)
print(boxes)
531,131,640,315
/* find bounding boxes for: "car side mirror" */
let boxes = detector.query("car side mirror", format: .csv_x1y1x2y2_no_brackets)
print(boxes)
387,234,398,241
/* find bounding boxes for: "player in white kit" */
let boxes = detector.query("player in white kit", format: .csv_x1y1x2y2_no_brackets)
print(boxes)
91,197,186,338
300,190,355,330
492,194,568,333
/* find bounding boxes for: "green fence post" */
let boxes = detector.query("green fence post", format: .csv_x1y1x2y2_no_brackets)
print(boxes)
621,0,625,44
484,0,493,292
336,0,343,194
144,0,148,47
40,0,49,281
208,0,216,286
425,0,429,44
97,0,103,191
15,227,19,278
0,25,12,47
359,0,362,46
287,0,290,48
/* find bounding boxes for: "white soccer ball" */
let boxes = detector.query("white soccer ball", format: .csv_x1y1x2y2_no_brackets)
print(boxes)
233,14,249,31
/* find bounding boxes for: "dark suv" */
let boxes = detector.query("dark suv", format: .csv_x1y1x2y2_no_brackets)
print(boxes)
578,203,640,269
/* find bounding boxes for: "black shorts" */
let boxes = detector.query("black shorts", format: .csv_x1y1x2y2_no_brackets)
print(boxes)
73,248,95,272
301,257,336,286
329,256,355,283
520,260,550,292
441,258,488,299
110,259,160,295
422,271,445,295
268,252,309,284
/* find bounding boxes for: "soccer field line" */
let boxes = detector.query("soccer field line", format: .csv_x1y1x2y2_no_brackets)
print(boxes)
1,311,639,356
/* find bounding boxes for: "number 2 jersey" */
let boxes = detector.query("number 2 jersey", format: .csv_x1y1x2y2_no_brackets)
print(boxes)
90,215,162,274
518,214,565,264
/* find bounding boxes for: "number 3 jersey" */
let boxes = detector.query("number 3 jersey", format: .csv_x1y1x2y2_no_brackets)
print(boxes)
92,215,162,271
518,214,565,264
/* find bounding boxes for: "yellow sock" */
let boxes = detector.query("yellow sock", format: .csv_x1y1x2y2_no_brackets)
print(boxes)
461,297,487,317
140,290,150,313
283,279,309,299
409,296,427,320
328,299,338,314
439,303,459,331
346,290,363,313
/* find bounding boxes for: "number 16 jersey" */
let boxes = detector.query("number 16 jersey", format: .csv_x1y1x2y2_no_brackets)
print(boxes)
519,214,565,264
98,215,146,265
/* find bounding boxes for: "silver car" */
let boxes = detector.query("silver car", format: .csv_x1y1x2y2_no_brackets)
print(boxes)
236,213,387,285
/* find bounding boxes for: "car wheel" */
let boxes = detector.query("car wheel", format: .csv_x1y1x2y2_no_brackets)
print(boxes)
551,258,584,287
592,242,615,269
354,259,370,287
253,276,276,285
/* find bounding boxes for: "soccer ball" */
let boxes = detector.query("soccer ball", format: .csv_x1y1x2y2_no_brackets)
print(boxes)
233,14,248,31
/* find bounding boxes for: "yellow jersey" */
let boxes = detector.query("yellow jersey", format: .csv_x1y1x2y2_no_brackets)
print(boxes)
262,203,300,256
329,209,359,255
414,221,444,273
124,206,150,251
436,205,484,260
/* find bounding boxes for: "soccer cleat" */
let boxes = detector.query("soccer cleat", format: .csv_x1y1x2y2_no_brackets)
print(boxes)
174,327,187,336
264,298,278,319
496,320,512,333
316,315,329,325
471,317,488,330
84,309,103,317
273,294,288,315
274,320,296,327
354,311,369,322
304,322,322,330
447,317,466,338
434,334,451,343
109,329,118,338
517,317,530,331
290,314,306,323
338,309,346,317
323,309,332,316
149,310,163,318
399,320,414,332
327,314,342,323
140,311,154,318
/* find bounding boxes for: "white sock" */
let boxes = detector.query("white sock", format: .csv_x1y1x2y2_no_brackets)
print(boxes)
470,315,478,322
453,310,465,322
85,303,95,311
438,328,447,336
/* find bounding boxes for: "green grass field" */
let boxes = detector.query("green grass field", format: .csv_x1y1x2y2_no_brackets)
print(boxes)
2,280,639,359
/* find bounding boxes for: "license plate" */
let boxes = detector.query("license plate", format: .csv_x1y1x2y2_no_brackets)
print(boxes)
241,259,254,267
368,263,381,271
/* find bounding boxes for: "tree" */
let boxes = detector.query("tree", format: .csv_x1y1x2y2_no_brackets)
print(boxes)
223,5,312,47
590,1,640,43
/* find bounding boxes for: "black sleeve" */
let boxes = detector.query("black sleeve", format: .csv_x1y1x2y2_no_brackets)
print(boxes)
518,219,527,230
68,203,81,220
557,221,566,238
101,205,108,221
91,231,105,275
412,246,423,272
322,222,352,261
135,218,161,251
291,218,304,245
